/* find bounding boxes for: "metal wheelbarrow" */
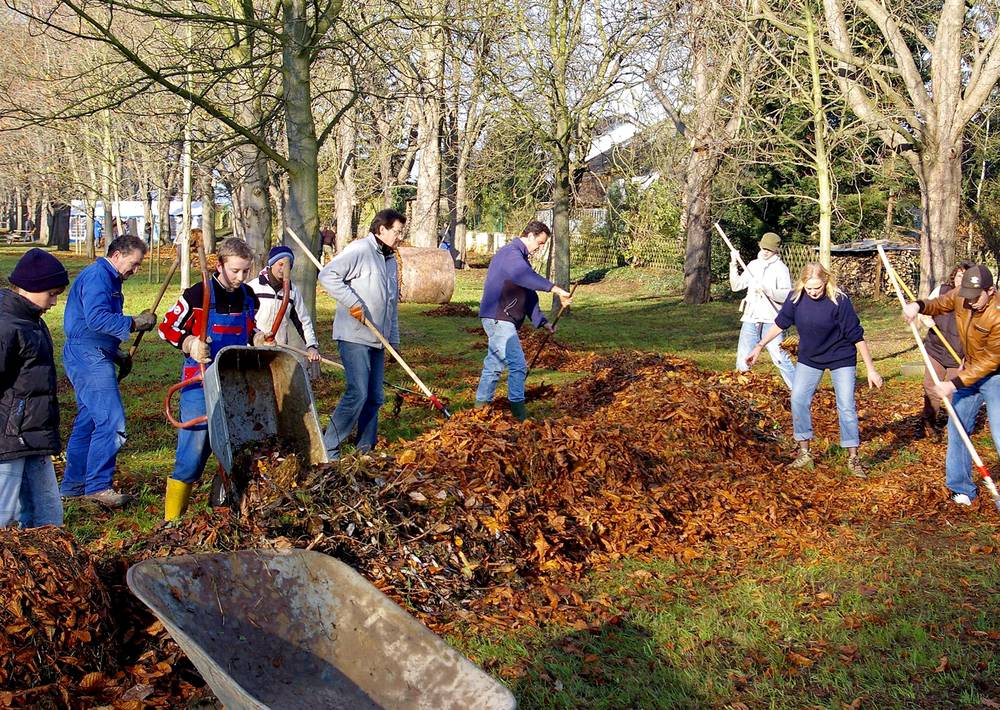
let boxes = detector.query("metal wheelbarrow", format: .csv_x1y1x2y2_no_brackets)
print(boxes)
202,345,328,507
127,550,517,709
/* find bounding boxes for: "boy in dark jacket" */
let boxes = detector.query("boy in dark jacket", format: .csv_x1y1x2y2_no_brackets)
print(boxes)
475,221,572,420
0,248,70,527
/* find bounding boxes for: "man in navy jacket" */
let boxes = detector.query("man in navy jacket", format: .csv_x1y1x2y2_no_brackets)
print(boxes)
61,234,155,508
475,221,572,420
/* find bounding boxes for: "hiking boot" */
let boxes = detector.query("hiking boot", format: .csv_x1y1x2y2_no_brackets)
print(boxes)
951,493,973,506
847,457,867,479
789,450,814,470
86,489,134,509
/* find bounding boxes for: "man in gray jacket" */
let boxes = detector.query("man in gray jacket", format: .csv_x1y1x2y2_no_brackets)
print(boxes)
318,209,404,459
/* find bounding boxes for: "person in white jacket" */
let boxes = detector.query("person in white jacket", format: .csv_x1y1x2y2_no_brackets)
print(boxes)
730,232,795,388
249,245,321,361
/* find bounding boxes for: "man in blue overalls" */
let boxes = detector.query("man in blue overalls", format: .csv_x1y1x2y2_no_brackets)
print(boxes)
62,234,156,508
157,237,266,520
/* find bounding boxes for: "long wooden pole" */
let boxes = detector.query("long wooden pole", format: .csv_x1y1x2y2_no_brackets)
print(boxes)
528,281,579,370
877,245,1000,511
284,225,451,418
128,256,179,358
881,256,962,365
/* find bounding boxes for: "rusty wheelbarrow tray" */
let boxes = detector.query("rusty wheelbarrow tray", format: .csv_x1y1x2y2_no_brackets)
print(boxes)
127,550,516,709
203,345,328,473
201,345,327,507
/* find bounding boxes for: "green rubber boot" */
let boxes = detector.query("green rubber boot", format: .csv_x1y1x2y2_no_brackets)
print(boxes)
510,401,528,421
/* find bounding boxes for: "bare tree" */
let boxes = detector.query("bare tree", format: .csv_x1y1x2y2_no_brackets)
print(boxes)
490,0,655,298
648,0,757,304
761,0,1000,292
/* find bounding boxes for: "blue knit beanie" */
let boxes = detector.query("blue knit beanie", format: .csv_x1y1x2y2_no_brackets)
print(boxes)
267,245,294,268
9,248,69,292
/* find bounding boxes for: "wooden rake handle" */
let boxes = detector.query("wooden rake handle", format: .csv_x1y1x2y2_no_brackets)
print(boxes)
284,225,450,418
129,255,180,358
714,222,781,316
877,245,1000,511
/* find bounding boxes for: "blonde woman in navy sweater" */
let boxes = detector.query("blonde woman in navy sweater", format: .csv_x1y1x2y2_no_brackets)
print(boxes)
746,262,883,477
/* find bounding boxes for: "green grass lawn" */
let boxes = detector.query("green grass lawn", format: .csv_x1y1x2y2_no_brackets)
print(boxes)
3,244,998,709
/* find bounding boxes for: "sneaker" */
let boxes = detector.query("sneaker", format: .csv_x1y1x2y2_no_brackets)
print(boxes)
85,489,134,509
789,451,814,470
847,457,867,479
951,493,973,506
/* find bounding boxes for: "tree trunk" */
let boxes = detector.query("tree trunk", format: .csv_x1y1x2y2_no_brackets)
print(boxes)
38,193,50,246
454,151,469,267
230,142,272,260
157,185,171,249
142,181,154,247
199,170,216,252
682,145,719,305
335,101,357,251
281,0,321,320
85,200,96,260
917,141,962,294
806,9,832,269
412,26,445,248
551,160,572,304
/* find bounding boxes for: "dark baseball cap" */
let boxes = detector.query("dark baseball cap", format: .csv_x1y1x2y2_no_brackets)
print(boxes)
959,264,994,300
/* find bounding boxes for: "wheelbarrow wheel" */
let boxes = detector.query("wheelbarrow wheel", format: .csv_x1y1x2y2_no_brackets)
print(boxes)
209,471,229,508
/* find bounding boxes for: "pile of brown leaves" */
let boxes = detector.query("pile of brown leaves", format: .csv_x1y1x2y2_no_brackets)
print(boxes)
0,528,207,708
2,337,964,703
424,303,478,317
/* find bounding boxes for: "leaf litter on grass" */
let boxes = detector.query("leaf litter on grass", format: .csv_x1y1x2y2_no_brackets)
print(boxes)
1,338,992,706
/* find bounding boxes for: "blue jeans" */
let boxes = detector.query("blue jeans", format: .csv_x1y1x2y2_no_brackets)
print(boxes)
323,341,385,457
944,372,1000,499
0,455,63,528
475,319,527,404
791,363,860,449
61,342,127,495
737,321,795,388
169,386,213,484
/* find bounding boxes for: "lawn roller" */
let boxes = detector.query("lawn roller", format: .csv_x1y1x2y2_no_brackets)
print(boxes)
164,244,326,513
877,244,1000,512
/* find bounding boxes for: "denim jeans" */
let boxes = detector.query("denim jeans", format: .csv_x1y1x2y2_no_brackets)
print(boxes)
737,321,795,388
323,340,385,458
169,386,214,484
61,343,127,495
944,372,1000,500
790,363,860,449
0,455,63,528
475,319,528,404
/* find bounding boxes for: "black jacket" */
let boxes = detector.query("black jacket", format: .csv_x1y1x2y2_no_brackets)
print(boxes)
0,288,60,460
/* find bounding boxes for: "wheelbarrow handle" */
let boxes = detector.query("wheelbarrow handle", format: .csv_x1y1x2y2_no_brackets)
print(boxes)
265,277,291,344
164,372,208,429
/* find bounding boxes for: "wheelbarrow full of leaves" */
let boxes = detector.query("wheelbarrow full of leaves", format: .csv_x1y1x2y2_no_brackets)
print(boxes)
126,549,517,709
202,345,328,509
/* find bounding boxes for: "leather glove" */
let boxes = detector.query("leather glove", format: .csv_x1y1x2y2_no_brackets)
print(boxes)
131,310,157,333
350,304,366,323
252,331,272,347
116,352,133,382
543,322,556,334
183,337,211,364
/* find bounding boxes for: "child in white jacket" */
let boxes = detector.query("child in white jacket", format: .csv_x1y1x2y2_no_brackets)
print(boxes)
730,232,795,388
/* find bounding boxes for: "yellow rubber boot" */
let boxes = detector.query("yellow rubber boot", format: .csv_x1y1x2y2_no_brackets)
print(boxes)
164,479,193,521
